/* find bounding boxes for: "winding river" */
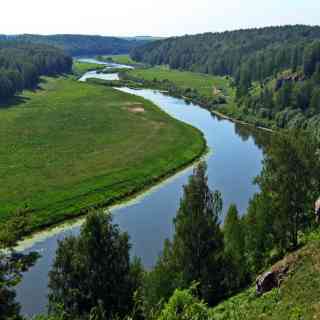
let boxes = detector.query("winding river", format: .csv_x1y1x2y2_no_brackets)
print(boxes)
15,61,269,317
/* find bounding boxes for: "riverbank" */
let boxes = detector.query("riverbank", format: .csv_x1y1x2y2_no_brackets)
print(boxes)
0,75,206,235
121,67,277,133
211,110,274,133
96,54,144,67
15,149,209,252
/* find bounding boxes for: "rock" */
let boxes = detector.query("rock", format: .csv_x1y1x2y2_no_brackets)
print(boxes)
256,271,278,295
275,73,305,91
315,197,320,223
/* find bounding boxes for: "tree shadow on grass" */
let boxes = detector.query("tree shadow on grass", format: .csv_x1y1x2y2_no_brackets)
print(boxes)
0,95,31,109
0,74,68,110
28,77,49,92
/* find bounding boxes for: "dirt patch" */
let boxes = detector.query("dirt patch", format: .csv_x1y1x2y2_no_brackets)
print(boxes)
127,103,145,113
129,107,145,113
271,251,299,275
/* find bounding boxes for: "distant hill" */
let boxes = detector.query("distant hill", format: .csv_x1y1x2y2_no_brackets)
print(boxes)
131,25,320,78
4,34,150,56
123,36,165,41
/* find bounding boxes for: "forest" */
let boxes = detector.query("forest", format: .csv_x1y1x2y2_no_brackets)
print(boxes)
0,41,72,101
131,25,320,78
131,25,320,134
6,34,149,56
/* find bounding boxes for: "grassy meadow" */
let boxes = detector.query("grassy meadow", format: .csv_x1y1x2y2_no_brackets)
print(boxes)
72,61,106,76
127,66,235,99
0,76,205,230
98,54,137,65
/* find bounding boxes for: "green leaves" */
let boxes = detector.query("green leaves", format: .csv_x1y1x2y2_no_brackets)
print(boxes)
48,210,143,320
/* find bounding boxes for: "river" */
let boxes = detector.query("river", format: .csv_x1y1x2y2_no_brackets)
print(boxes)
78,58,134,81
15,63,268,317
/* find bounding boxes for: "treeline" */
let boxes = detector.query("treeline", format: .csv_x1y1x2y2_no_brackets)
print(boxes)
131,25,320,79
0,41,72,101
11,34,149,56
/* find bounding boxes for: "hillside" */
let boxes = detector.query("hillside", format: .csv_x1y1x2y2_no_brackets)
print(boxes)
155,230,320,320
131,25,320,134
209,231,320,319
131,25,320,78
5,34,149,56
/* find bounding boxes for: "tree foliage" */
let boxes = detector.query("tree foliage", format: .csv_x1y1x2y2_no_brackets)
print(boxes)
171,162,224,304
131,25,320,81
0,41,72,101
11,34,149,56
0,209,39,320
223,205,247,289
48,210,143,320
131,26,320,132
255,130,320,251
143,162,226,315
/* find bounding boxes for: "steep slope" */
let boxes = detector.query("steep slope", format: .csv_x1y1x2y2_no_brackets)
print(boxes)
210,231,320,320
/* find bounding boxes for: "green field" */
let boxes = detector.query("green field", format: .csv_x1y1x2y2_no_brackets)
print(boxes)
97,54,137,65
0,77,205,230
127,66,235,99
72,61,105,76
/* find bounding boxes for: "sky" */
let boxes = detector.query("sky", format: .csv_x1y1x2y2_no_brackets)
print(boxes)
1,0,319,37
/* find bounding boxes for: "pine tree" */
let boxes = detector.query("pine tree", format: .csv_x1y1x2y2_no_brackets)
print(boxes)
172,162,225,304
310,88,320,112
224,205,244,259
291,47,299,72
223,204,246,290
256,130,320,251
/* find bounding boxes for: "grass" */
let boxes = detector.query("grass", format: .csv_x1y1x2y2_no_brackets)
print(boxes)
210,229,320,320
97,54,137,66
0,76,205,230
127,66,235,99
72,61,105,76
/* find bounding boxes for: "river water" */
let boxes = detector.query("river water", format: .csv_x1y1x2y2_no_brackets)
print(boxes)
15,66,268,317
78,58,133,81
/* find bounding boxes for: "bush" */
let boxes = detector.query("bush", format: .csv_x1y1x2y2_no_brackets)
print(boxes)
157,287,212,320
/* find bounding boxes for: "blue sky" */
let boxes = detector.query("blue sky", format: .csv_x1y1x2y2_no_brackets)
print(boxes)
1,0,319,36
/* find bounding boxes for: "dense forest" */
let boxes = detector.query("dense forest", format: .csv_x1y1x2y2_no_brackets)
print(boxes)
4,34,149,56
0,41,72,101
131,25,320,134
131,25,320,79
237,40,320,135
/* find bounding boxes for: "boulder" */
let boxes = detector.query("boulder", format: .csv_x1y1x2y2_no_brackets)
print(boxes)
256,271,278,295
